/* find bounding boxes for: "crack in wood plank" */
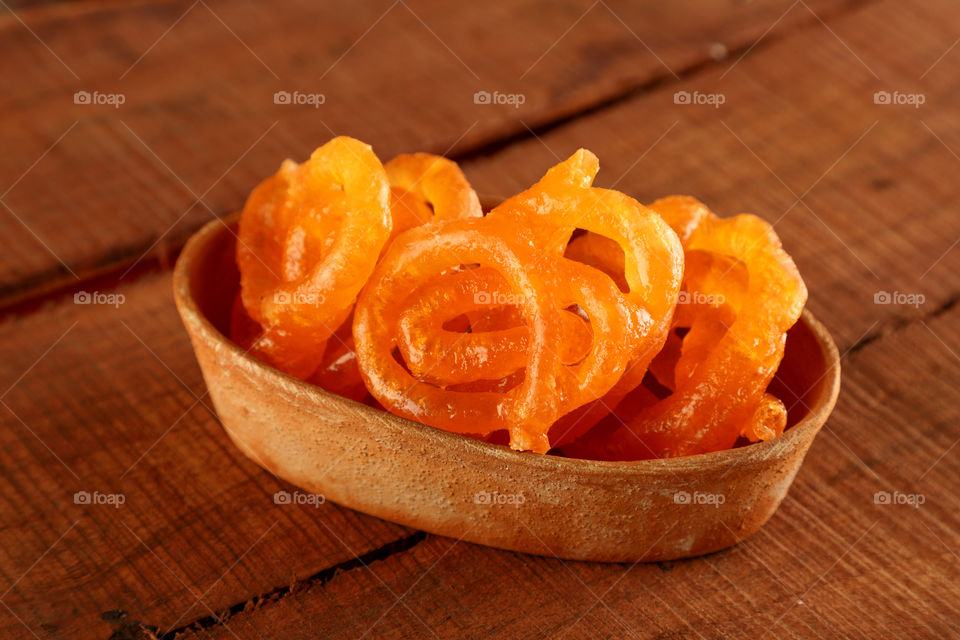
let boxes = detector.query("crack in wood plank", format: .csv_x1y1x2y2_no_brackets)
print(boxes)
93,531,429,640
0,0,881,313
847,292,960,358
456,0,879,164
151,531,428,640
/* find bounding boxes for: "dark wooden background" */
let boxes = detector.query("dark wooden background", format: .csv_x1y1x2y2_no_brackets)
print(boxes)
1,0,958,638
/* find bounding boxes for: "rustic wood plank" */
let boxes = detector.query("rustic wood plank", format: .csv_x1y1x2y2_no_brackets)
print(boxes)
460,0,960,352
1,0,955,637
156,0,960,636
0,271,415,640
0,0,865,305
173,284,960,640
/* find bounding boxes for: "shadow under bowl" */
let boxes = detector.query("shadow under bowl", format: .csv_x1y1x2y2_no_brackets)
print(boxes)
174,216,840,563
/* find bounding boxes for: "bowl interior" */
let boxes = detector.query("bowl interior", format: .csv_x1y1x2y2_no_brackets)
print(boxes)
187,219,832,453
189,220,242,338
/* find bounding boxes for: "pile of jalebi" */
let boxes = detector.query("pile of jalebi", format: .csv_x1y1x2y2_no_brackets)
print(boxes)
231,136,806,460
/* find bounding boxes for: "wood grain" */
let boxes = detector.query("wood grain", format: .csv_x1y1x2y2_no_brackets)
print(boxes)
0,272,413,639
0,0,864,305
1,0,957,638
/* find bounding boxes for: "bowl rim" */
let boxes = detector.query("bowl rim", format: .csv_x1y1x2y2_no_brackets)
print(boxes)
174,214,841,476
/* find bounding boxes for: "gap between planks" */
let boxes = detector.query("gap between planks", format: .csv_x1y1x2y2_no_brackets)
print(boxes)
847,291,960,358
3,1,896,636
148,532,429,640
0,0,881,320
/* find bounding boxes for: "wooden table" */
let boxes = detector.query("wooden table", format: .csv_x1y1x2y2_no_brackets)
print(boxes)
1,1,958,637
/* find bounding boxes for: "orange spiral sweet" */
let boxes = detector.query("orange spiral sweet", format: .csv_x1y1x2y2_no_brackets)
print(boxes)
564,197,806,459
232,139,806,460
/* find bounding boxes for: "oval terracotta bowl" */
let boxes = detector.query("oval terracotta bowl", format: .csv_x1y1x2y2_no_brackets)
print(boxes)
174,216,840,563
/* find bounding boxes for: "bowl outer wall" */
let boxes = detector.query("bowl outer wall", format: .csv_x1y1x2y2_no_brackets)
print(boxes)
173,215,841,563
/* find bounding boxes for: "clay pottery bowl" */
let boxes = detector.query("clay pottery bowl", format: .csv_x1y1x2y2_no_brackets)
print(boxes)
174,215,840,563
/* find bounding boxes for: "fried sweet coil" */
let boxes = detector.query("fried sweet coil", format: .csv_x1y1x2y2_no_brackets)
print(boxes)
647,198,786,443
563,197,708,428
235,146,481,386
354,217,565,453
311,153,484,394
571,196,806,459
547,259,651,417
390,253,647,447
668,251,788,444
229,291,369,402
385,151,676,450
552,230,642,443
396,267,593,385
385,153,483,236
237,136,392,377
307,310,368,402
489,150,683,327
661,208,800,449
487,150,684,446
563,232,628,292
